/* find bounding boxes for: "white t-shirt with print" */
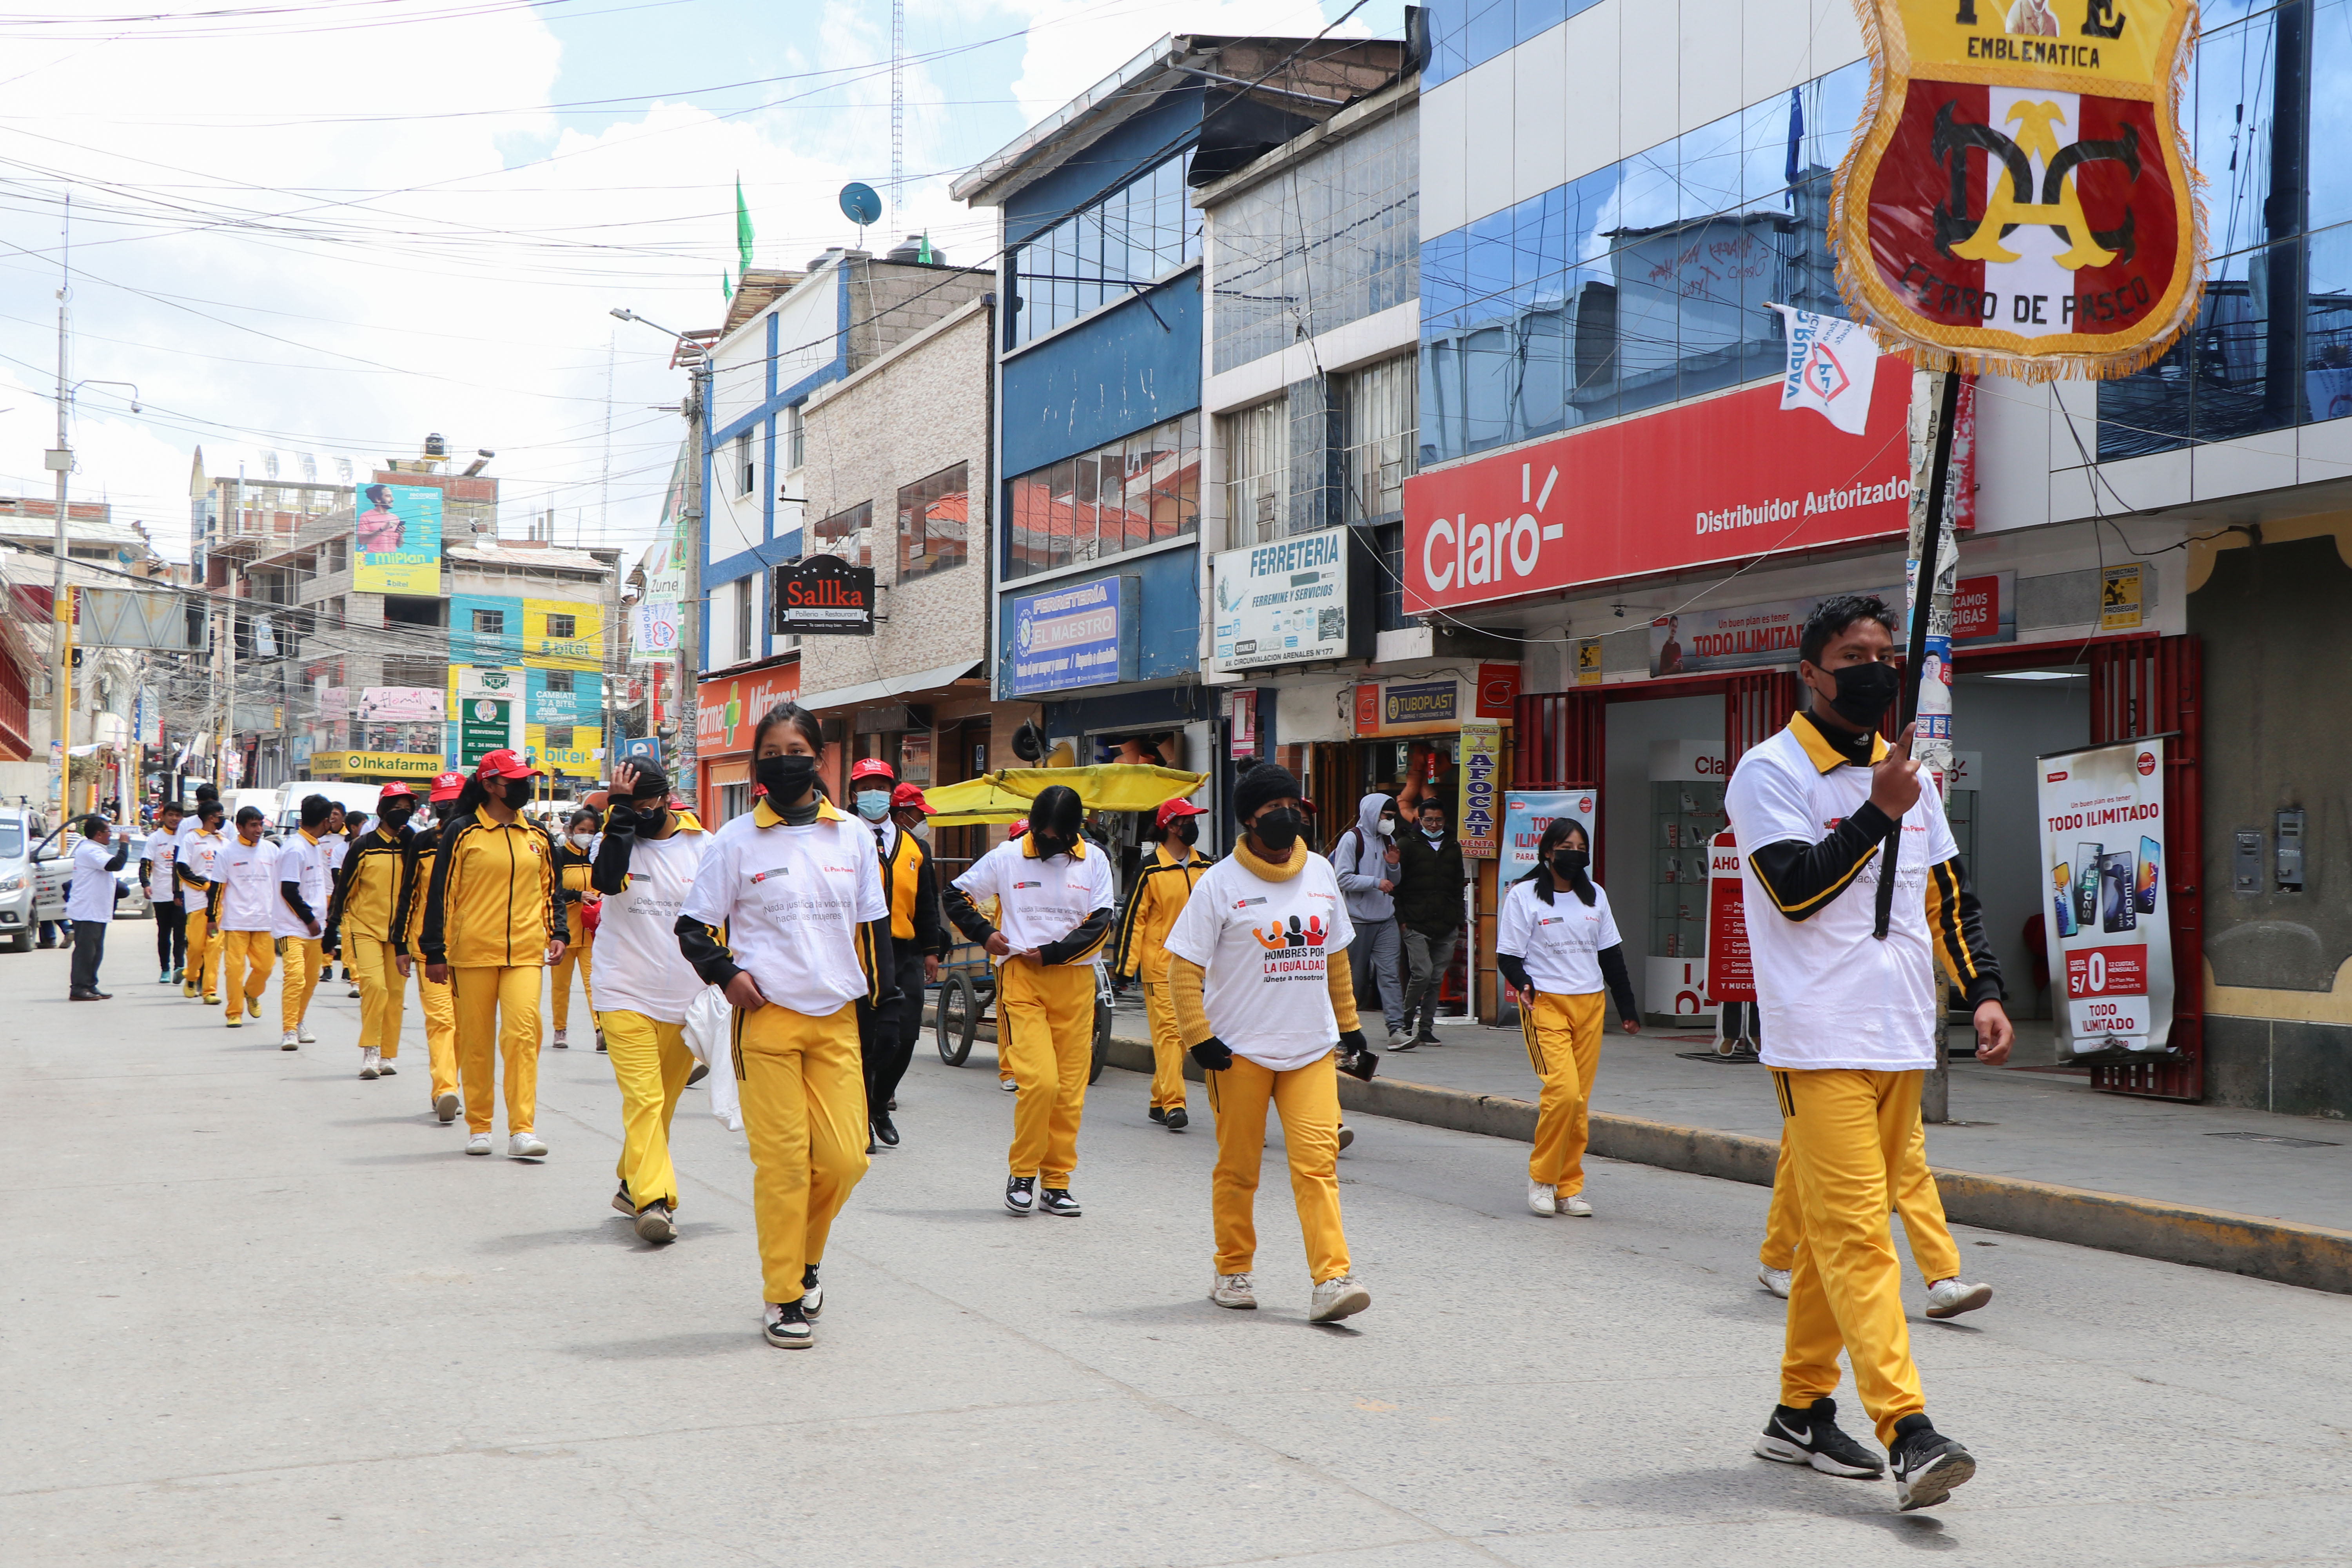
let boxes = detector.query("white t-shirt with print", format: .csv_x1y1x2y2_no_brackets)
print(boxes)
953,837,1116,964
1496,877,1622,996
178,823,225,910
1725,722,1959,1072
217,837,283,932
145,829,179,902
271,831,336,939
679,806,887,1017
1161,852,1356,1072
593,824,710,1025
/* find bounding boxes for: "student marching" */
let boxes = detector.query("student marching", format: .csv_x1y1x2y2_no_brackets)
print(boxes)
1111,797,1210,1131
394,772,469,1124
846,759,945,1151
326,784,417,1081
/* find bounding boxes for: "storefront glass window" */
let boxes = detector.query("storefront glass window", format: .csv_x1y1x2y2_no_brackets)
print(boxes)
1003,413,1200,581
1010,152,1200,348
1221,397,1289,548
812,499,874,568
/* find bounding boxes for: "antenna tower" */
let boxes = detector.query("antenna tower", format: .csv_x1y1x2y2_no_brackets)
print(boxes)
889,0,904,219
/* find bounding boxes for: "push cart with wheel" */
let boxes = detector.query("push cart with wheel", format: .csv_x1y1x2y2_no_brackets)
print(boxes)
935,938,1111,1085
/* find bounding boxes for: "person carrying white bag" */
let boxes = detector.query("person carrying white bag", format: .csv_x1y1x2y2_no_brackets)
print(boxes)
686,983,743,1132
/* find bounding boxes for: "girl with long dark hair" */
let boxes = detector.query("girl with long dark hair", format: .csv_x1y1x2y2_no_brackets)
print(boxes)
550,806,601,1049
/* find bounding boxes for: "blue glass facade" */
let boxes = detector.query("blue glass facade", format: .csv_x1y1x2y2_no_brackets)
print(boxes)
1418,62,1865,467
1421,0,1609,91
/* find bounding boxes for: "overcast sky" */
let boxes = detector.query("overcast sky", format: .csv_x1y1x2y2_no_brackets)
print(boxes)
0,0,1393,566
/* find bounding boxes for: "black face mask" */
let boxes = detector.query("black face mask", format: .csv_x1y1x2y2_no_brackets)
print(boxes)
1817,659,1902,730
379,807,413,831
1172,820,1198,847
632,802,668,833
755,753,817,803
1552,849,1589,880
1250,808,1305,856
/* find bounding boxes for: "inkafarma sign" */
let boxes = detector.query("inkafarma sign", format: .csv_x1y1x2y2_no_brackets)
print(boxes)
1833,0,2205,377
771,554,876,635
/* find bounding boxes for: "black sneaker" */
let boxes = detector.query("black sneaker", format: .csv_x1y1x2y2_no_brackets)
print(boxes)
1039,1187,1082,1218
762,1298,813,1348
1004,1175,1036,1215
1753,1397,1885,1478
1889,1414,1976,1512
1148,1105,1167,1124
1164,1106,1187,1131
633,1201,675,1243
801,1265,823,1319
871,1113,899,1147
686,1061,709,1087
611,1182,634,1216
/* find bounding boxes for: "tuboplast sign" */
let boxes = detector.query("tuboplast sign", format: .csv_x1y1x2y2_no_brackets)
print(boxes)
1402,355,1949,615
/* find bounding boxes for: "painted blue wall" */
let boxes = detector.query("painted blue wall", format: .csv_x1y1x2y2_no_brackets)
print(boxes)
1002,87,1203,249
994,544,1198,693
1000,269,1202,480
449,592,523,665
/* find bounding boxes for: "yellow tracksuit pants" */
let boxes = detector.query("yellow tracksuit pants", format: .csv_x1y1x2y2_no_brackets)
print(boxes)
280,936,324,1033
1141,978,1186,1111
416,964,457,1103
181,908,221,1000
604,1009,697,1212
1760,1112,1961,1284
453,964,543,1135
1773,1067,1929,1445
1521,989,1605,1193
735,1001,869,1305
997,959,1096,1184
219,929,274,1020
1205,1049,1350,1282
550,907,594,1031
348,937,405,1058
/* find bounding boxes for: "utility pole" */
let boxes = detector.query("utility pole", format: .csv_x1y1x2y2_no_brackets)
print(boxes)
677,355,706,800
1900,367,1963,1123
890,0,905,220
47,193,72,818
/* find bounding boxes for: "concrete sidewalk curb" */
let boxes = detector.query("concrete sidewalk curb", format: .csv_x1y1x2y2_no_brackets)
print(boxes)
1098,1034,2352,1296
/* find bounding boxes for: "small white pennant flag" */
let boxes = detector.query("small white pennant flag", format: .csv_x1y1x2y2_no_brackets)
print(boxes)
1771,304,1877,436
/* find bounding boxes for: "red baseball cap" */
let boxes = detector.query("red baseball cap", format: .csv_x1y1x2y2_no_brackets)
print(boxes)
1007,819,1027,838
475,748,542,781
850,758,897,784
890,782,934,815
1155,797,1205,830
379,782,416,802
428,771,466,802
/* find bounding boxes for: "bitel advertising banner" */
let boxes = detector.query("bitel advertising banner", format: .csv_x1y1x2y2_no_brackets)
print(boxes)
2037,738,2174,1054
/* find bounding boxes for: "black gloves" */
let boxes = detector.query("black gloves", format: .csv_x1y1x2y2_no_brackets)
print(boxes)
1189,1037,1233,1072
1337,1029,1378,1082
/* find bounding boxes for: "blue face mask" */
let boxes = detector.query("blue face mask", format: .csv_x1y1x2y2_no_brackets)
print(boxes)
855,790,892,822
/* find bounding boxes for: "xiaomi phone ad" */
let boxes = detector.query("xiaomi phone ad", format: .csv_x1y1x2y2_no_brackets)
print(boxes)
2036,740,2174,1054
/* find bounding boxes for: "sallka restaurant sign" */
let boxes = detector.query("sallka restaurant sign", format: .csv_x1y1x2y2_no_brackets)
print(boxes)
771,555,875,635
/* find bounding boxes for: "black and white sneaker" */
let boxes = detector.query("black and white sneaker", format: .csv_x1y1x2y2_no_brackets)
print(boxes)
1038,1187,1082,1217
1004,1175,1036,1215
800,1265,823,1319
1148,1105,1167,1124
1888,1414,1976,1512
762,1299,813,1348
1753,1397,1885,1478
1164,1106,1187,1131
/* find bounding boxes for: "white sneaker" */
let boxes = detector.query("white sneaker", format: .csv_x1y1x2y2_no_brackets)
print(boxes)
1386,1028,1412,1051
1527,1179,1558,1216
464,1132,492,1155
1209,1272,1258,1310
346,985,360,998
434,1091,461,1123
1308,1274,1371,1325
279,1029,299,1050
1560,1191,1593,1218
999,1077,1018,1093
553,1028,568,1049
359,1047,381,1080
509,1131,548,1159
1758,1265,1792,1299
1924,1278,1993,1319
297,1025,316,1044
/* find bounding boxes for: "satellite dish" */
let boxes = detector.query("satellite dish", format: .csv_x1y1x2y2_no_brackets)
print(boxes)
838,183,882,227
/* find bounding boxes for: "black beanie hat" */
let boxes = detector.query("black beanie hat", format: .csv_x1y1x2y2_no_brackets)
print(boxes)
1232,764,1304,824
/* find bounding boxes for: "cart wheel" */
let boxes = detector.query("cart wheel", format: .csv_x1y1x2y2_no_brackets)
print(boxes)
936,971,978,1066
1089,995,1111,1084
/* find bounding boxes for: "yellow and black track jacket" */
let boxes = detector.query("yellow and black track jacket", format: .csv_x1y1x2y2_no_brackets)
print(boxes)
326,823,411,947
1111,842,1212,983
419,805,563,968
875,821,947,956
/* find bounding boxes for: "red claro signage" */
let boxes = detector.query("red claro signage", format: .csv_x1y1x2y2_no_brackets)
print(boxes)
1403,359,1916,615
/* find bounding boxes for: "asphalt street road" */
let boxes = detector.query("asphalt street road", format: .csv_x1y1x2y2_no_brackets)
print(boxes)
7,939,2350,1566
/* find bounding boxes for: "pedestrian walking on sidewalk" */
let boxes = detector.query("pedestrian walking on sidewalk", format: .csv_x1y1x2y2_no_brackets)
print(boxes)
215,809,281,1032
1726,593,2012,1512
327,784,416,1082
549,808,600,1049
946,786,1116,1218
1496,818,1639,1218
1755,1115,1992,1319
1392,796,1468,1048
393,772,467,1124
884,782,949,1131
675,702,891,1347
176,798,228,1004
140,800,186,985
421,750,567,1161
65,814,128,1000
1163,763,1374,1326
844,759,939,1152
1330,792,1409,1049
273,796,338,1052
1111,797,1212,1131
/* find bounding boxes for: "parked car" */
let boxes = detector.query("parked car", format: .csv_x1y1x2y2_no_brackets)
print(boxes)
31,822,150,924
274,779,394,839
0,806,53,952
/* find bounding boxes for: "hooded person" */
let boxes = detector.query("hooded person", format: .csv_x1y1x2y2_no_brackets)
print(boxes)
943,784,1117,1218
1330,792,1408,1048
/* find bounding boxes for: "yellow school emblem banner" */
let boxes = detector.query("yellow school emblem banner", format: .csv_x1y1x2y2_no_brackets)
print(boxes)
1832,0,2205,379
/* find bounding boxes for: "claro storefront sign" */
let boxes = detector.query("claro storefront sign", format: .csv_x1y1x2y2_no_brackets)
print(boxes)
1402,357,1945,613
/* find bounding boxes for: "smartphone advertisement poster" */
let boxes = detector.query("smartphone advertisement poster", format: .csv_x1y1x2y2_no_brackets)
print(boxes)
2036,738,2174,1054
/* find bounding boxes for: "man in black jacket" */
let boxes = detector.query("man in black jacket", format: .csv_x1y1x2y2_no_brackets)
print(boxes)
1391,796,1468,1048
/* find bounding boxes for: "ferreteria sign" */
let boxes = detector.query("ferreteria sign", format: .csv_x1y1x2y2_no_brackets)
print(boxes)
1833,0,2205,377
771,554,876,635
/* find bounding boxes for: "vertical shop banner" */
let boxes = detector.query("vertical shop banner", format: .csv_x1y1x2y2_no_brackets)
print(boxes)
1227,690,1257,759
1457,720,1503,858
1703,831,1755,1004
355,483,443,595
2037,738,2174,1054
1500,789,1598,883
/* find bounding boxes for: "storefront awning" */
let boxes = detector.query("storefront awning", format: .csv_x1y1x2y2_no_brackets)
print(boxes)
922,763,1205,826
795,658,982,717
